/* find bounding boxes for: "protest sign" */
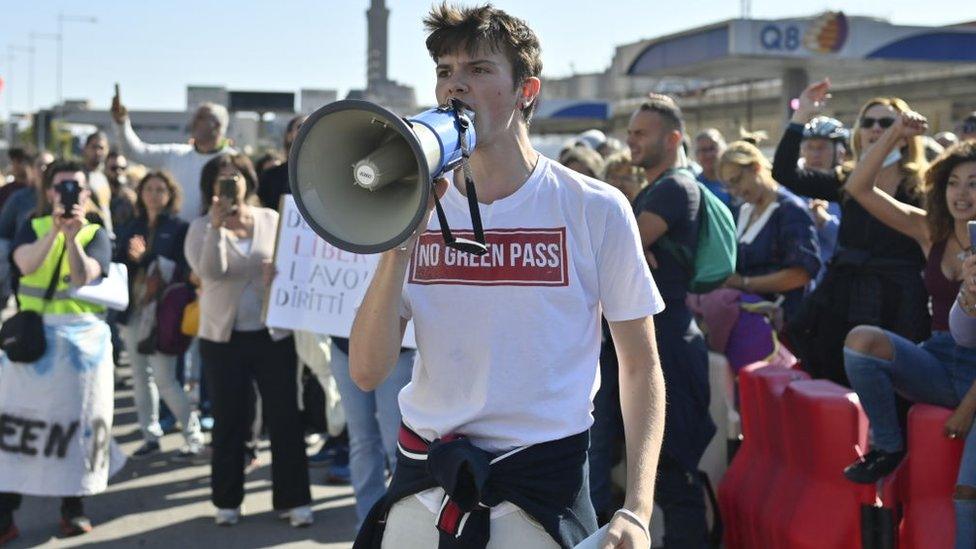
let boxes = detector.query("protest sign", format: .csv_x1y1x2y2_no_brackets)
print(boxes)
265,195,416,347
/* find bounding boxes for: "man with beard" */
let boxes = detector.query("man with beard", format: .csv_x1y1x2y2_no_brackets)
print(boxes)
628,94,714,549
111,91,235,221
81,132,114,232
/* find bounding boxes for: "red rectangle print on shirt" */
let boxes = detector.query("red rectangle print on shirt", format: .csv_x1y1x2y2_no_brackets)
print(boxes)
408,228,569,286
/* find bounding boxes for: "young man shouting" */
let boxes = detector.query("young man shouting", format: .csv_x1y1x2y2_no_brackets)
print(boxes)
350,4,665,548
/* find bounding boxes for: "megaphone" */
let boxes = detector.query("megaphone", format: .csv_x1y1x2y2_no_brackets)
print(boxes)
289,99,487,255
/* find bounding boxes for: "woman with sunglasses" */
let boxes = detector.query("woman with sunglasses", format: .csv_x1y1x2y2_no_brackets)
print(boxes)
772,79,931,386
718,140,822,323
842,116,976,548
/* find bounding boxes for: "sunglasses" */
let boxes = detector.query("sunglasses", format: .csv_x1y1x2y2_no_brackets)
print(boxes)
860,117,895,129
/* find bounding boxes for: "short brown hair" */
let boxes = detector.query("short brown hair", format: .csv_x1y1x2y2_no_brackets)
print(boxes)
924,140,976,244
135,170,183,218
424,3,542,122
639,93,684,134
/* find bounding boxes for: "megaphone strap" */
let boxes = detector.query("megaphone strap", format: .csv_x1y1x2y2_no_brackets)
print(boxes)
458,123,486,248
430,108,489,257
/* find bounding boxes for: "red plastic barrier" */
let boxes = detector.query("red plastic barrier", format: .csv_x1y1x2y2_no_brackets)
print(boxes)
771,380,873,548
718,363,808,548
897,404,964,549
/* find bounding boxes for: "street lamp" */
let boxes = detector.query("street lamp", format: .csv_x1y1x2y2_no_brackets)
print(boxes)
2,50,15,147
30,32,59,113
55,13,97,115
4,45,32,147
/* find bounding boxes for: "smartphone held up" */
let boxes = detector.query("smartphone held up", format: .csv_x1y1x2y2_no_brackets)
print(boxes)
57,180,82,218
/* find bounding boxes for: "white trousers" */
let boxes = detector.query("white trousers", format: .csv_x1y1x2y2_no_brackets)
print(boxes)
381,495,559,549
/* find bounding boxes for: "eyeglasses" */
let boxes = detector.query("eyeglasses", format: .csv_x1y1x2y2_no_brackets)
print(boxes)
860,117,896,129
107,165,126,172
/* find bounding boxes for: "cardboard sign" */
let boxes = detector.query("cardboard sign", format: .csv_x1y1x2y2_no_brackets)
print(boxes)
265,195,416,348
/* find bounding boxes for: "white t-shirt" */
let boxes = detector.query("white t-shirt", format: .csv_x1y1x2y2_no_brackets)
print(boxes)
399,154,663,451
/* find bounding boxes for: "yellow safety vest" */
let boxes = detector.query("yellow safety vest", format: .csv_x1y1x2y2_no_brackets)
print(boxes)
17,216,106,315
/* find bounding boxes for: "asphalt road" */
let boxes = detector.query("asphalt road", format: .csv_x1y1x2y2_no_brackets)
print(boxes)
6,367,359,548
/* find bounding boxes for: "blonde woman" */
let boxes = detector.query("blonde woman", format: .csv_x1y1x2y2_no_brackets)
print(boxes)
718,141,822,321
774,79,931,386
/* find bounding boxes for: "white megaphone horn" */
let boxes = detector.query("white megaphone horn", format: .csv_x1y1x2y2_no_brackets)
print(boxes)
289,98,488,255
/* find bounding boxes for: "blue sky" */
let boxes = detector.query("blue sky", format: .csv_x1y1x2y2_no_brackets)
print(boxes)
1,0,973,114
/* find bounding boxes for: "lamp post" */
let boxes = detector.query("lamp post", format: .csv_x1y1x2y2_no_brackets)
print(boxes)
4,45,33,147
54,13,97,116
31,13,96,152
2,50,15,147
30,32,59,113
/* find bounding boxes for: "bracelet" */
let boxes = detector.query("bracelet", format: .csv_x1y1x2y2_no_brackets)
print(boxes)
613,508,651,542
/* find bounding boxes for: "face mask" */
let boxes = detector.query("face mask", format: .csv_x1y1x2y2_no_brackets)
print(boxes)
882,147,902,168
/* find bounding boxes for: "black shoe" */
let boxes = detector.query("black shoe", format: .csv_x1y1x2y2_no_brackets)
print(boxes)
131,440,161,459
59,515,92,537
843,449,905,484
59,499,92,537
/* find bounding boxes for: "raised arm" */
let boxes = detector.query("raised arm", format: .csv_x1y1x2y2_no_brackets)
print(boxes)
111,91,186,167
843,112,930,249
772,79,843,201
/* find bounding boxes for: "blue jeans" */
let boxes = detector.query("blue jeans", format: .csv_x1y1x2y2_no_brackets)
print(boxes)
845,330,976,549
329,342,414,522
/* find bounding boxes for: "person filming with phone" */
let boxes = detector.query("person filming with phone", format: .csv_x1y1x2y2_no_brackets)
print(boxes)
184,153,311,527
0,160,121,542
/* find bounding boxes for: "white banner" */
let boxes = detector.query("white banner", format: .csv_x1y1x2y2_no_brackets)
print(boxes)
265,195,416,348
0,319,126,496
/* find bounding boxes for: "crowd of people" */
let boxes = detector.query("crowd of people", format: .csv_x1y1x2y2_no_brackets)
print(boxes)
554,79,976,548
1,4,976,548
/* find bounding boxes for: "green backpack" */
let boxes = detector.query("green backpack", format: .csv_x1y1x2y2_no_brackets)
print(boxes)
655,168,737,294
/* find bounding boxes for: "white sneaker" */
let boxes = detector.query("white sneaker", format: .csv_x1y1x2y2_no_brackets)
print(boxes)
284,505,313,528
215,507,241,526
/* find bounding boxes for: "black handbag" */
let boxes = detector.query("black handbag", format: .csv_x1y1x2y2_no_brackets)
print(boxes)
0,246,66,363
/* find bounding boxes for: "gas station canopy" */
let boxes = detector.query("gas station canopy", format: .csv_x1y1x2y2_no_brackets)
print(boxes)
626,12,976,81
